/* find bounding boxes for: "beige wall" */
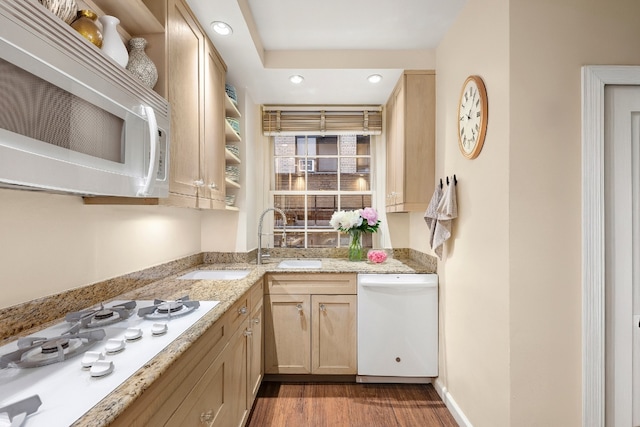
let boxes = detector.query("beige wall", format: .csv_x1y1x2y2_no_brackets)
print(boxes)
1,92,261,310
0,189,201,309
428,0,640,425
433,0,511,426
509,1,640,425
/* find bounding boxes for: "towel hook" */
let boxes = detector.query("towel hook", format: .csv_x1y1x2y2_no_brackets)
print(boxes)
439,178,443,189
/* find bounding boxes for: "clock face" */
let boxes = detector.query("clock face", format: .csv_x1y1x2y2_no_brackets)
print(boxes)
457,75,488,159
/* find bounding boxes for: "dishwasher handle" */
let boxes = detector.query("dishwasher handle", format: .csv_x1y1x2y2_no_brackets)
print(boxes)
359,283,436,292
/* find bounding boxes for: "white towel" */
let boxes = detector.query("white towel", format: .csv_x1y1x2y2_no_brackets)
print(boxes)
433,178,458,260
424,184,443,249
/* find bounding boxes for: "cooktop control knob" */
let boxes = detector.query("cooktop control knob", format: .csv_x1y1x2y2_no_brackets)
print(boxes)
90,360,114,377
151,323,168,336
80,351,105,368
105,339,126,354
124,328,143,341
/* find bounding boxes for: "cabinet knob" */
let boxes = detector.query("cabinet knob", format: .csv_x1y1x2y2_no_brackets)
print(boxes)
200,410,213,423
244,328,253,337
319,303,326,312
238,306,248,315
193,179,204,187
252,317,260,324
209,182,218,190
296,303,303,314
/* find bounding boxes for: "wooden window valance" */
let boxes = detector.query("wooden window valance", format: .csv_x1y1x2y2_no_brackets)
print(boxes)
262,106,382,136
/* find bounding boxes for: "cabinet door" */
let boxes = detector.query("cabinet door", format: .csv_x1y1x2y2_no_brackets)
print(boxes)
227,325,249,427
393,82,406,208
248,297,263,405
403,72,435,210
201,39,226,208
164,345,231,427
167,0,204,198
311,295,357,375
385,88,397,210
264,294,311,374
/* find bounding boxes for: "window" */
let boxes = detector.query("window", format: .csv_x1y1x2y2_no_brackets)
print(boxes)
271,135,373,248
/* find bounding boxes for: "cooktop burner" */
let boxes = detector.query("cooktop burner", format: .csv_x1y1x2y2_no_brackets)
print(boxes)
65,301,137,328
137,296,200,320
0,325,106,369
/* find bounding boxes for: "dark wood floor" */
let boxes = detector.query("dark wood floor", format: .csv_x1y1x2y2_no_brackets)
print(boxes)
246,382,458,427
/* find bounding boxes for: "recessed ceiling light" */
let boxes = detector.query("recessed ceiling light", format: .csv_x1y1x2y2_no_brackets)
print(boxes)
367,74,383,84
289,75,304,84
211,21,233,36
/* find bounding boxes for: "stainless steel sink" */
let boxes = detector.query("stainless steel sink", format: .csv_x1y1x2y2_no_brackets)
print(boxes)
177,270,250,280
276,259,322,269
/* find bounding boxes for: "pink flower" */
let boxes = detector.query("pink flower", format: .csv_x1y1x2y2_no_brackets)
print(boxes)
367,250,387,264
360,207,378,226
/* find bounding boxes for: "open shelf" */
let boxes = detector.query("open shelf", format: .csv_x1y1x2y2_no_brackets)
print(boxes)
225,148,241,164
225,178,241,189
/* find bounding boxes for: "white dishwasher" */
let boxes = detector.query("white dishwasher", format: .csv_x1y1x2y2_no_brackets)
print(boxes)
357,273,438,383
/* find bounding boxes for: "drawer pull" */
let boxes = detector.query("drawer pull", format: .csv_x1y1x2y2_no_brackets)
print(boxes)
252,317,260,324
238,306,248,315
200,410,213,424
296,303,303,314
244,329,253,337
319,303,326,312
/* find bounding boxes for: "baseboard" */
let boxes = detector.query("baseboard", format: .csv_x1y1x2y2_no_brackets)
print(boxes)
263,374,356,383
434,379,473,427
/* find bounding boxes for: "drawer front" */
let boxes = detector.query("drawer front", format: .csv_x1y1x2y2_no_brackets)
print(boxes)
227,292,250,333
249,278,264,310
266,273,356,295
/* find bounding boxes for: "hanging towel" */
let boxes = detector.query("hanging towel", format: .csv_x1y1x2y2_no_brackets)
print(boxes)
433,178,458,260
424,184,443,250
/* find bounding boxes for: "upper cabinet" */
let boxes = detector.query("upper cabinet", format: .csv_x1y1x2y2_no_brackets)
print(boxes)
385,70,435,213
86,0,230,210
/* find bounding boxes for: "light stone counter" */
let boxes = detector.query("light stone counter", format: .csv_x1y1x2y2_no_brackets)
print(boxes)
0,250,435,426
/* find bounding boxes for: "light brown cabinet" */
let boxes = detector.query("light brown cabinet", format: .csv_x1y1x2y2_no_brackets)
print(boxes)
247,281,264,405
89,0,229,209
164,0,226,209
110,279,263,427
264,274,357,375
385,70,435,213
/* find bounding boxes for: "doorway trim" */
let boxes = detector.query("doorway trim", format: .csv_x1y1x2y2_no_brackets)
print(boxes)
582,65,640,426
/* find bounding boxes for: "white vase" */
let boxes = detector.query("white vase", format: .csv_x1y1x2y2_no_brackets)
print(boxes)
99,15,128,67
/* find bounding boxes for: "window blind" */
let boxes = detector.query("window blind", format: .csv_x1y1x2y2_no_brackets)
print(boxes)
262,106,382,135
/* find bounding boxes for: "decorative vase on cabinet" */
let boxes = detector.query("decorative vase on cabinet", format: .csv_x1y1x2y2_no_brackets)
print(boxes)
39,0,78,24
71,10,102,48
99,15,128,67
126,37,158,89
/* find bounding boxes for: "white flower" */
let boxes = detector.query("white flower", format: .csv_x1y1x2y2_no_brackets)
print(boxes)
330,210,363,231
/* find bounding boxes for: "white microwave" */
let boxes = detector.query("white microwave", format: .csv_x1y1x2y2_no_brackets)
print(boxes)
0,1,170,198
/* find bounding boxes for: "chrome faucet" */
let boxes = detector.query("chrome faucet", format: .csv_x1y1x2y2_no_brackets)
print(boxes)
257,207,287,265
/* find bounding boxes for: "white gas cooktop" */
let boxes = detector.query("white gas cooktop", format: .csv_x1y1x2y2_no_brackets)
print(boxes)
0,300,219,426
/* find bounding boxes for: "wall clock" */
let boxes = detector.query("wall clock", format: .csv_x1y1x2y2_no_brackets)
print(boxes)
457,75,488,159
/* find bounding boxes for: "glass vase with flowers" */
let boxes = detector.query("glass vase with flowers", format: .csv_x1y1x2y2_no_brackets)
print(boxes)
330,207,381,261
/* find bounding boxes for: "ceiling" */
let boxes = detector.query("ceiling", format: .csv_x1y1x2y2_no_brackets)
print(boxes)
186,0,467,106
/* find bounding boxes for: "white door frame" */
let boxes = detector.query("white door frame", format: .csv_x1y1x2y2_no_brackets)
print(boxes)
582,65,640,427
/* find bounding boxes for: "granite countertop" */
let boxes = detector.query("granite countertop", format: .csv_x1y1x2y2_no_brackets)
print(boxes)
1,253,435,426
